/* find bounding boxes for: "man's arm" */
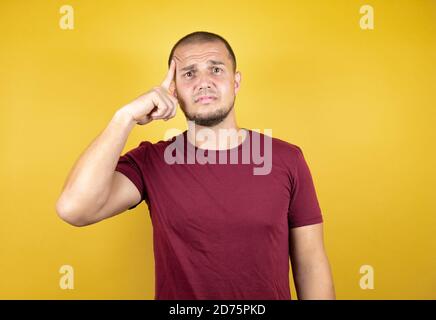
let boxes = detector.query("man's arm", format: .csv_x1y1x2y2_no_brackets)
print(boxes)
55,111,140,227
289,223,336,299
55,59,179,227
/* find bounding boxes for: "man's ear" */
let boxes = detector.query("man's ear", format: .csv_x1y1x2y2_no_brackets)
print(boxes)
234,71,241,94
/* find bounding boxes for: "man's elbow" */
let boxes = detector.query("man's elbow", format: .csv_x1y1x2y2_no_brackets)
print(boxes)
55,198,92,227
293,253,336,299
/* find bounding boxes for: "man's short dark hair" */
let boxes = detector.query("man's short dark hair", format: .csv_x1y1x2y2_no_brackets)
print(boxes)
168,31,237,73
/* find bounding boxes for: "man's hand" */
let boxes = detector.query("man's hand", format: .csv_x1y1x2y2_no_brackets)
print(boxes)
120,59,179,125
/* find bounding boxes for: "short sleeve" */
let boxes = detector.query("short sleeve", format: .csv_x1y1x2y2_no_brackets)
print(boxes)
288,146,323,228
115,141,150,210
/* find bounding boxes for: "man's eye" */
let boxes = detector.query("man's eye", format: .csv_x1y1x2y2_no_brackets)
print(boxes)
184,71,194,78
213,67,222,73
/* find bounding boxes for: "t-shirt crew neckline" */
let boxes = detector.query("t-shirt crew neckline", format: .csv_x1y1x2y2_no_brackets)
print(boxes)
183,128,251,153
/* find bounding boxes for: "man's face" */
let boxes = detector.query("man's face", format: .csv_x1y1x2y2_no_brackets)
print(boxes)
170,41,241,127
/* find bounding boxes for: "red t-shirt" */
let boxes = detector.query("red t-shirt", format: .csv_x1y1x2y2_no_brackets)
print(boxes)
115,129,323,300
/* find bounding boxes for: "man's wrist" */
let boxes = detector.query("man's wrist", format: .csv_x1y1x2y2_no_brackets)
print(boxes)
111,109,137,132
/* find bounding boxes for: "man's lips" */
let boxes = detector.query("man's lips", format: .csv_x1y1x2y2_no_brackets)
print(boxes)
195,95,217,103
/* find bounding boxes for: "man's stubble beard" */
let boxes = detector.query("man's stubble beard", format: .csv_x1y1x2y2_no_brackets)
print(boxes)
179,97,235,127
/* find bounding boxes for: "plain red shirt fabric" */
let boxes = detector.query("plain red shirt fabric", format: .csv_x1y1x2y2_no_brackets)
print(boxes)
115,129,323,300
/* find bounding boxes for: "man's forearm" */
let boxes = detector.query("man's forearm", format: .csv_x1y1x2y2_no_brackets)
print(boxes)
292,253,336,300
56,110,136,219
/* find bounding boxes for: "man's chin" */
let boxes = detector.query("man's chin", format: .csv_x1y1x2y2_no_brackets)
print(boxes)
181,101,234,127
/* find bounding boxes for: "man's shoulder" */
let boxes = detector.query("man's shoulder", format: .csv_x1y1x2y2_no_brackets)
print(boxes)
252,131,305,171
257,131,302,157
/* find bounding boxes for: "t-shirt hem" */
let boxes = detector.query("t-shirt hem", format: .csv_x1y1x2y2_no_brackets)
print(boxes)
289,216,323,228
114,167,143,209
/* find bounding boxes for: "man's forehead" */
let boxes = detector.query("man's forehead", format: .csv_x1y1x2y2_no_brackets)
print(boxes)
173,43,230,67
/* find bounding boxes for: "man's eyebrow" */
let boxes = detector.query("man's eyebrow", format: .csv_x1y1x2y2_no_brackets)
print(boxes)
179,60,226,72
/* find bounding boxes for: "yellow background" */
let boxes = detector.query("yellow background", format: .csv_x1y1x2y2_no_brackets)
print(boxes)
0,0,435,299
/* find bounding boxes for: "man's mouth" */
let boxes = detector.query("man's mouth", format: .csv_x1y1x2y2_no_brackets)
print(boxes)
195,95,217,104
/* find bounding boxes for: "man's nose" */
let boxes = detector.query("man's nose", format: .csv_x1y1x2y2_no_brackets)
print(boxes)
198,74,213,91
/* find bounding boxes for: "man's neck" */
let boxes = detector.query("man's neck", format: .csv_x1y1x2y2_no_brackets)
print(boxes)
186,116,246,151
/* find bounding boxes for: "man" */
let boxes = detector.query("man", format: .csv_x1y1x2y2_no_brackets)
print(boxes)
56,31,335,300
